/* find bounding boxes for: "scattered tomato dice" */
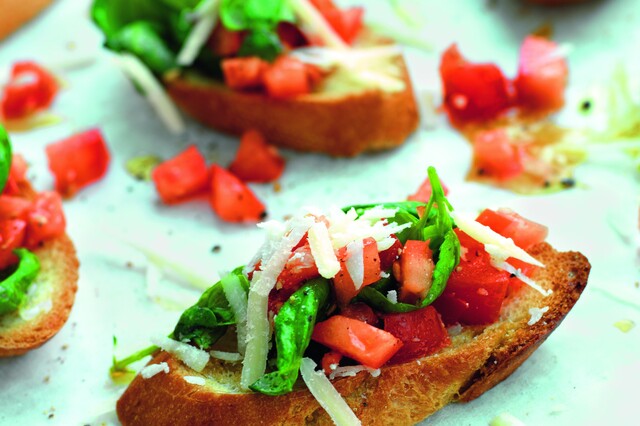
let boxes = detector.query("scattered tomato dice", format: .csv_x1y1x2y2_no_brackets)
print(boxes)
209,164,266,223
228,130,285,183
0,195,31,220
472,128,525,181
2,154,29,196
515,35,568,113
152,145,209,204
46,128,111,198
1,61,59,120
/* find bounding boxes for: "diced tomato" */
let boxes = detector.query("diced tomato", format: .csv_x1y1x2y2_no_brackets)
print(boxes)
1,61,59,120
0,219,27,269
151,145,209,204
472,128,525,181
277,22,310,49
221,57,269,91
379,236,402,271
340,302,379,326
311,315,403,369
309,0,364,44
396,240,434,304
0,195,31,220
321,351,342,375
476,208,548,250
439,44,512,125
208,24,245,57
277,243,319,291
25,191,66,248
2,154,29,195
514,35,568,112
433,229,511,325
407,176,449,203
262,57,311,99
333,237,381,306
209,164,266,223
383,306,450,364
46,128,111,198
228,130,285,183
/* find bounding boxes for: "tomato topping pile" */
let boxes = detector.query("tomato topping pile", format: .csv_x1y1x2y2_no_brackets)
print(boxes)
0,155,66,269
472,128,526,181
1,61,59,121
439,36,568,125
46,128,111,198
151,133,275,223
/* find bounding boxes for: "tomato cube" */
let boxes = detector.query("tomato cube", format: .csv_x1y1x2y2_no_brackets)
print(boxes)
339,302,379,326
321,351,342,375
0,195,31,220
312,315,403,369
333,237,381,306
152,145,209,204
263,57,311,99
476,208,548,250
222,57,269,91
440,44,512,125
1,61,59,120
2,154,29,196
515,36,568,113
208,24,245,57
228,130,285,183
0,219,27,269
46,128,111,198
25,191,66,249
397,240,435,304
383,306,450,364
209,164,266,223
472,128,525,181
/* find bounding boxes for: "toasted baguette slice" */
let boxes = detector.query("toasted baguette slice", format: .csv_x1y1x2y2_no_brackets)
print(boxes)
0,0,53,40
166,33,420,157
0,183,79,357
116,243,590,425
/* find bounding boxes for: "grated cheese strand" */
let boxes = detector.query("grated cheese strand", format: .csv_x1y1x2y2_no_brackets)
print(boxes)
241,217,314,388
345,239,364,289
308,221,341,278
288,0,349,49
151,335,209,372
300,358,362,426
221,273,248,355
495,260,552,297
177,0,220,66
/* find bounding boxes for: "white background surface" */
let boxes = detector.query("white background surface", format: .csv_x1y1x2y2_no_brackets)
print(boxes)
0,0,639,425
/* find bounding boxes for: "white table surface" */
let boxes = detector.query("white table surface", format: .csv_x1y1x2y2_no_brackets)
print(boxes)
0,0,639,425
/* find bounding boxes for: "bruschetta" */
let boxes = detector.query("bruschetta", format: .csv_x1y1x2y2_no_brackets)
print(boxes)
113,167,590,425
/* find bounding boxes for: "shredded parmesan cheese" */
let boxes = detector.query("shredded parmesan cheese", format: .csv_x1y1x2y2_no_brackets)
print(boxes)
308,221,341,278
151,335,209,372
328,365,381,380
527,306,550,325
210,350,243,362
114,53,185,134
221,273,248,355
497,261,552,297
386,290,398,304
177,0,219,66
140,362,169,379
288,0,348,49
345,239,365,289
183,375,206,386
300,358,362,426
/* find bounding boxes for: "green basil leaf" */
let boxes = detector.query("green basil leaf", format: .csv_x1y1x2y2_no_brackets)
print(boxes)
238,27,283,62
0,249,41,316
106,22,178,74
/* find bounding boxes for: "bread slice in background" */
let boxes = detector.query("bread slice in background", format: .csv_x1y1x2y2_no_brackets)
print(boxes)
0,0,53,41
116,242,590,425
0,182,79,357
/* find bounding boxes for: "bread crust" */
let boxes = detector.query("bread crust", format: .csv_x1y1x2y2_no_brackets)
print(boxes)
117,243,590,425
0,0,53,41
0,182,79,357
165,45,420,157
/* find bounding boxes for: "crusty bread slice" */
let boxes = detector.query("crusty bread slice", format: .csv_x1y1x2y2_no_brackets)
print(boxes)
165,32,420,157
116,243,590,425
0,0,53,41
0,183,79,357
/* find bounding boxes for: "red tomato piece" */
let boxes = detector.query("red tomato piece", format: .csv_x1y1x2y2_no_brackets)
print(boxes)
473,128,525,181
514,35,568,112
228,130,285,183
0,195,31,220
333,237,381,306
221,57,269,91
208,24,245,57
383,306,450,364
46,128,111,198
309,0,364,44
439,44,512,124
0,219,27,269
25,191,66,249
340,302,379,326
321,351,342,375
209,164,266,223
379,236,402,272
2,154,29,196
151,145,209,204
476,208,548,250
277,22,310,49
397,240,434,304
262,57,311,99
433,229,511,325
407,176,449,203
277,243,319,292
311,315,403,369
1,61,59,120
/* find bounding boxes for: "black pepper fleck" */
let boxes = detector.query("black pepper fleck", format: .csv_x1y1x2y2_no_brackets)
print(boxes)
211,245,222,253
